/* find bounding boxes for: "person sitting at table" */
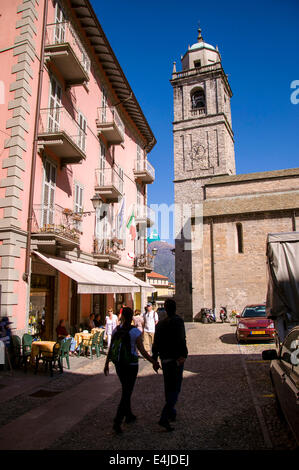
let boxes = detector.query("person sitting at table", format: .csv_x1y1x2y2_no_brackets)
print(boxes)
88,313,95,332
94,314,102,328
56,319,77,355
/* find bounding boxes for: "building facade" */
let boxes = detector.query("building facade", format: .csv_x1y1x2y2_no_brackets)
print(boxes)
0,0,156,338
146,271,175,308
172,29,299,320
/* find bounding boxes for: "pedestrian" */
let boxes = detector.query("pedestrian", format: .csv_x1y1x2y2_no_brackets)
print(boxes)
133,309,144,333
105,307,118,348
142,302,158,354
152,299,188,432
0,316,13,371
117,303,127,324
104,307,160,434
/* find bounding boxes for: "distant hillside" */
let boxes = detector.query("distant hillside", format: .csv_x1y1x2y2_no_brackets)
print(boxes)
148,241,175,283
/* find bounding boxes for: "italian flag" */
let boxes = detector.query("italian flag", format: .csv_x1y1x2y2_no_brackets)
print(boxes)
126,209,136,240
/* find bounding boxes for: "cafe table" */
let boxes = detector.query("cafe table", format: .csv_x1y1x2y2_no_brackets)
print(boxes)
30,340,57,365
74,328,105,349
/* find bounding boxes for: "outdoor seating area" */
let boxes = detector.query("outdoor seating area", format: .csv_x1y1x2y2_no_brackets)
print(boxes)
1,328,107,377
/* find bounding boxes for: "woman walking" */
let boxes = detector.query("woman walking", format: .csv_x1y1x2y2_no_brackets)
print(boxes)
105,308,118,349
104,307,160,434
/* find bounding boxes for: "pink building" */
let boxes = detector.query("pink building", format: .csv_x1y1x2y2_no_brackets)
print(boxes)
0,0,156,339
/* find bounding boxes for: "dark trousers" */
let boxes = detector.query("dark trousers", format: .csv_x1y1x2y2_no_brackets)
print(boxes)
114,364,138,424
160,361,184,423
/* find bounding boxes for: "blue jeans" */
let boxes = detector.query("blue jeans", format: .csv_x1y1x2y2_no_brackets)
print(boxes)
160,361,184,423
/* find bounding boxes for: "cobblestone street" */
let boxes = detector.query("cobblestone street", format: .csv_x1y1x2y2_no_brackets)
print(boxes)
0,322,297,451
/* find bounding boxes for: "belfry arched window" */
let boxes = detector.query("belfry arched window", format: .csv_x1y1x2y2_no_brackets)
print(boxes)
191,88,205,110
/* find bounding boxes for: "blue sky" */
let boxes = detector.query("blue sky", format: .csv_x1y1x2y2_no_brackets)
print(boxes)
90,0,299,241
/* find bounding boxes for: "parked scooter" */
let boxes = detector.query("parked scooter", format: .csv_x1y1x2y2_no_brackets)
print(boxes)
206,309,216,323
219,306,228,323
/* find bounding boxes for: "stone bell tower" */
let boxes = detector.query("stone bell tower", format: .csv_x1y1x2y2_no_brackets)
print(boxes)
171,28,236,320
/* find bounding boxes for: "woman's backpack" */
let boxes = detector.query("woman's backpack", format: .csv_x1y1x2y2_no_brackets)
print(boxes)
110,326,137,366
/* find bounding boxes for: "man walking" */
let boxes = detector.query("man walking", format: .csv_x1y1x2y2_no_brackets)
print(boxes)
152,299,188,432
142,303,158,354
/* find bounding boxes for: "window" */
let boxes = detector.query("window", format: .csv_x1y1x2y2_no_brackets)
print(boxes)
236,223,244,254
101,87,108,122
42,160,56,226
136,144,143,171
191,88,205,109
78,112,87,152
48,77,62,132
194,60,201,68
118,166,124,195
74,183,83,229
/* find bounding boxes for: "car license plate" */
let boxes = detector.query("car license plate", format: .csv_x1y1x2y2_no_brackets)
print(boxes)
251,331,265,335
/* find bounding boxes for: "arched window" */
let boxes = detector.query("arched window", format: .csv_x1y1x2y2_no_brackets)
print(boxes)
191,88,205,109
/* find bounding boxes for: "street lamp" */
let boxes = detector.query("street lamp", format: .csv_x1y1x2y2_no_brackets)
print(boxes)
151,247,158,257
90,193,103,210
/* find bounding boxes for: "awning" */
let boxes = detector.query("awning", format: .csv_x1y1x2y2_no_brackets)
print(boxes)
115,268,156,293
32,251,140,294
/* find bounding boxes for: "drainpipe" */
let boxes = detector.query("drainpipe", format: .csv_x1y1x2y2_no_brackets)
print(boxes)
23,0,48,282
210,217,216,311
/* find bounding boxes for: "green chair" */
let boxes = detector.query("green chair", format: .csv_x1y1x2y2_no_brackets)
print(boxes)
59,338,72,369
78,331,100,360
96,330,105,357
22,333,33,372
35,342,62,377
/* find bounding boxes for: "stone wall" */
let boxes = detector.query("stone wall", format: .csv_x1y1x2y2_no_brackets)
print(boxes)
191,211,295,316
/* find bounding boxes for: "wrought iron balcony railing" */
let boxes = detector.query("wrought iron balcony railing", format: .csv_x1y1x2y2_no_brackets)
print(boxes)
96,106,125,145
45,22,90,86
133,159,155,184
37,107,86,164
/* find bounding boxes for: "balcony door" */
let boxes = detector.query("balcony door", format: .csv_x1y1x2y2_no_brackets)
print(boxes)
42,160,56,227
136,144,142,172
54,1,66,44
98,142,106,186
48,77,62,133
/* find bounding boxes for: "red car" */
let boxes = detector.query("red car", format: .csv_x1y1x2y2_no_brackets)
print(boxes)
236,304,276,343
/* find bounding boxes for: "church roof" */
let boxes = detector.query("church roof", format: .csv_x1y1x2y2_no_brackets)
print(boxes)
205,167,299,186
202,190,299,217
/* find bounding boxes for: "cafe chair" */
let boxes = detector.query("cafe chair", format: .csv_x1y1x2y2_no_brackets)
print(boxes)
59,338,72,369
96,330,105,356
35,342,62,377
22,333,33,372
78,331,100,360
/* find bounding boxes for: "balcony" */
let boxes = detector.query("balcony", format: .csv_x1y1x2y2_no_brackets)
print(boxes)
133,159,155,184
37,107,86,164
134,254,154,274
96,106,125,146
45,22,89,86
93,238,122,266
31,205,81,252
95,167,124,203
135,204,155,228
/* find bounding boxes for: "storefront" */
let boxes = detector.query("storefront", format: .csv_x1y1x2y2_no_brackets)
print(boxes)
30,251,154,338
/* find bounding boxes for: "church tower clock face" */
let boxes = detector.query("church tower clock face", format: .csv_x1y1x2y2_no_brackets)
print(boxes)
191,143,205,161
